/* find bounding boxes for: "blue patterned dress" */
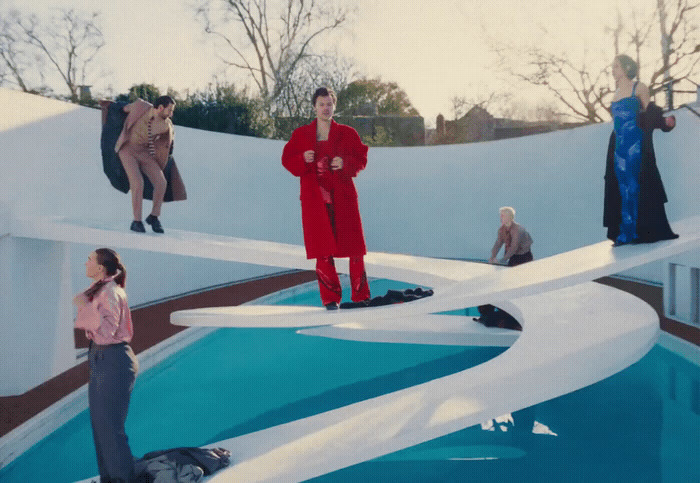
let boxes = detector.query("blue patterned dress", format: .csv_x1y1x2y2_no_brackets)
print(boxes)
610,83,643,244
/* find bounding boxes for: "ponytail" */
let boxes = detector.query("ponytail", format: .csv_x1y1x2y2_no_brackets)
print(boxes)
83,248,126,300
115,262,127,288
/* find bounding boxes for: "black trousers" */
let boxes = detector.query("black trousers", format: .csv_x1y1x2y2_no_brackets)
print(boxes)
88,342,138,482
508,250,533,267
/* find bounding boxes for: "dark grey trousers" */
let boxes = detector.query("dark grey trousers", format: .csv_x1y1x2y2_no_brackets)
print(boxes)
88,342,139,482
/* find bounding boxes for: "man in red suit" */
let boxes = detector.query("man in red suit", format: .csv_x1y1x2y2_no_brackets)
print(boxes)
282,87,371,309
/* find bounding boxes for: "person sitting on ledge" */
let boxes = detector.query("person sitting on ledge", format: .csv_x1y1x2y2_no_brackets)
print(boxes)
489,206,533,266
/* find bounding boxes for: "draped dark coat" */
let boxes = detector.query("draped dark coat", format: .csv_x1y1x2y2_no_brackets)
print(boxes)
99,100,186,202
603,102,678,242
282,119,369,259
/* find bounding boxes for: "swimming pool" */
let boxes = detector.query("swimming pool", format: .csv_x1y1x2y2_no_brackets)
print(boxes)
0,279,698,482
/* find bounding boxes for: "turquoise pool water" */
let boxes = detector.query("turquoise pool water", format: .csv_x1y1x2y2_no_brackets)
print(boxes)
1,279,699,482
313,342,700,482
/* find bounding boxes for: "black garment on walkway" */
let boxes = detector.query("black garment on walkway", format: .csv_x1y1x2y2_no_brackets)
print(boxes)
133,446,231,482
339,287,433,309
603,102,678,243
473,304,522,331
475,249,530,331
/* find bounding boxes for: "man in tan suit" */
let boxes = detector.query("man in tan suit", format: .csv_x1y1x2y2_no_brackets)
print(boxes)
115,95,184,233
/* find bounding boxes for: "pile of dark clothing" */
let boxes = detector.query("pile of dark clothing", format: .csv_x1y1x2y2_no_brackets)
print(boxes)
340,287,433,309
473,304,522,331
132,447,231,482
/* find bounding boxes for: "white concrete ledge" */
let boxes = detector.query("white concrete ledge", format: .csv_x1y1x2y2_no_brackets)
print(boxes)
195,282,658,482
10,216,496,289
170,215,700,330
297,314,520,347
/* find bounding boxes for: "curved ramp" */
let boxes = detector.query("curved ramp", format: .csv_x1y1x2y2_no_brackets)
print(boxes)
9,216,496,289
197,282,658,482
165,218,700,482
296,313,520,347
170,215,700,329
18,213,695,482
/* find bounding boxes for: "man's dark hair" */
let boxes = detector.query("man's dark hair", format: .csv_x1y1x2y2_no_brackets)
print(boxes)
154,95,175,109
312,87,336,107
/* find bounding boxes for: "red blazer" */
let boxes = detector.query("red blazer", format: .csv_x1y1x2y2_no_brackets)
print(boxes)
282,119,369,259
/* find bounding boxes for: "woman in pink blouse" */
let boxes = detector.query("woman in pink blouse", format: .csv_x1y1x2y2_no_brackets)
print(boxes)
74,248,138,482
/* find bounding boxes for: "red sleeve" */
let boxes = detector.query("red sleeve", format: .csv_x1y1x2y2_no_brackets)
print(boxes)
282,127,314,177
339,126,368,178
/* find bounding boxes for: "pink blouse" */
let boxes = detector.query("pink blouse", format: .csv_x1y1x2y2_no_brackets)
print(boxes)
74,277,134,345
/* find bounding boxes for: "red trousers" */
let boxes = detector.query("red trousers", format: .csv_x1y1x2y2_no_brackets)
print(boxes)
316,256,370,305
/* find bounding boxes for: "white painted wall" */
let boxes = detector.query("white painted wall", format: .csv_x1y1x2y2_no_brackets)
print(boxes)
0,88,698,393
2,88,698,300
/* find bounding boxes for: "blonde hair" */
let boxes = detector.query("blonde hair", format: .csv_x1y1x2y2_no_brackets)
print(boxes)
499,206,515,221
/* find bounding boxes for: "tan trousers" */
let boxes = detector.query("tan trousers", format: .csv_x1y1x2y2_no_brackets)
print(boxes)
119,144,166,220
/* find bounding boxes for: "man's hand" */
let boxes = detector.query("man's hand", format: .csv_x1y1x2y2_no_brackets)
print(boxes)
303,150,315,163
330,156,343,170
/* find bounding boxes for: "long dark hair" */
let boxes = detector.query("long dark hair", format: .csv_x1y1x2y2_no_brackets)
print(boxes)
83,248,127,301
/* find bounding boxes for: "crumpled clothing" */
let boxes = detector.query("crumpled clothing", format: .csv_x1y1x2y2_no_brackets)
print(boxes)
134,454,203,482
339,287,433,309
133,447,231,482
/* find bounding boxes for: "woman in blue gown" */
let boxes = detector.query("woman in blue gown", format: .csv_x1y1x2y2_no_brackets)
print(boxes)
604,55,678,245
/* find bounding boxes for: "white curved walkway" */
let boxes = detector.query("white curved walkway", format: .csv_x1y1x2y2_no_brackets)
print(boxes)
15,215,697,482
171,214,700,329
9,215,498,289
173,217,698,482
198,282,658,482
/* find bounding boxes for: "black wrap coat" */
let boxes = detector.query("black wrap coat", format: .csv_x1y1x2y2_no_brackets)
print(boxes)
100,100,186,202
603,102,678,242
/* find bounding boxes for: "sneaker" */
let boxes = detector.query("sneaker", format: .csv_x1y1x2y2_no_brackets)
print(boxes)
130,220,145,232
325,302,340,310
145,214,164,233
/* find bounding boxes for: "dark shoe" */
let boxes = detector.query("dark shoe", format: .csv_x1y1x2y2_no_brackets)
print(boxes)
325,302,340,310
130,220,145,233
145,214,164,233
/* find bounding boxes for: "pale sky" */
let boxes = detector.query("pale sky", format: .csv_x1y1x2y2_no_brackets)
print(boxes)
7,0,668,124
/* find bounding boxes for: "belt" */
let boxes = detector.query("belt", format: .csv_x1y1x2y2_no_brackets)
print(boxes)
89,341,128,350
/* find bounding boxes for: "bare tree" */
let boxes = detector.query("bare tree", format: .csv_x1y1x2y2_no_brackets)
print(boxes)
653,0,700,107
0,9,32,91
195,0,353,115
275,52,354,117
489,1,699,122
450,91,508,120
17,8,104,102
498,47,612,123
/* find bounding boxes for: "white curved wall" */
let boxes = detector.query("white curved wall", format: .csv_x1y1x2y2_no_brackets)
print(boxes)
1,88,699,306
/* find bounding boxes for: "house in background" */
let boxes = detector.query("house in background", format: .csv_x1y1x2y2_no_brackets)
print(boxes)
429,105,588,144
